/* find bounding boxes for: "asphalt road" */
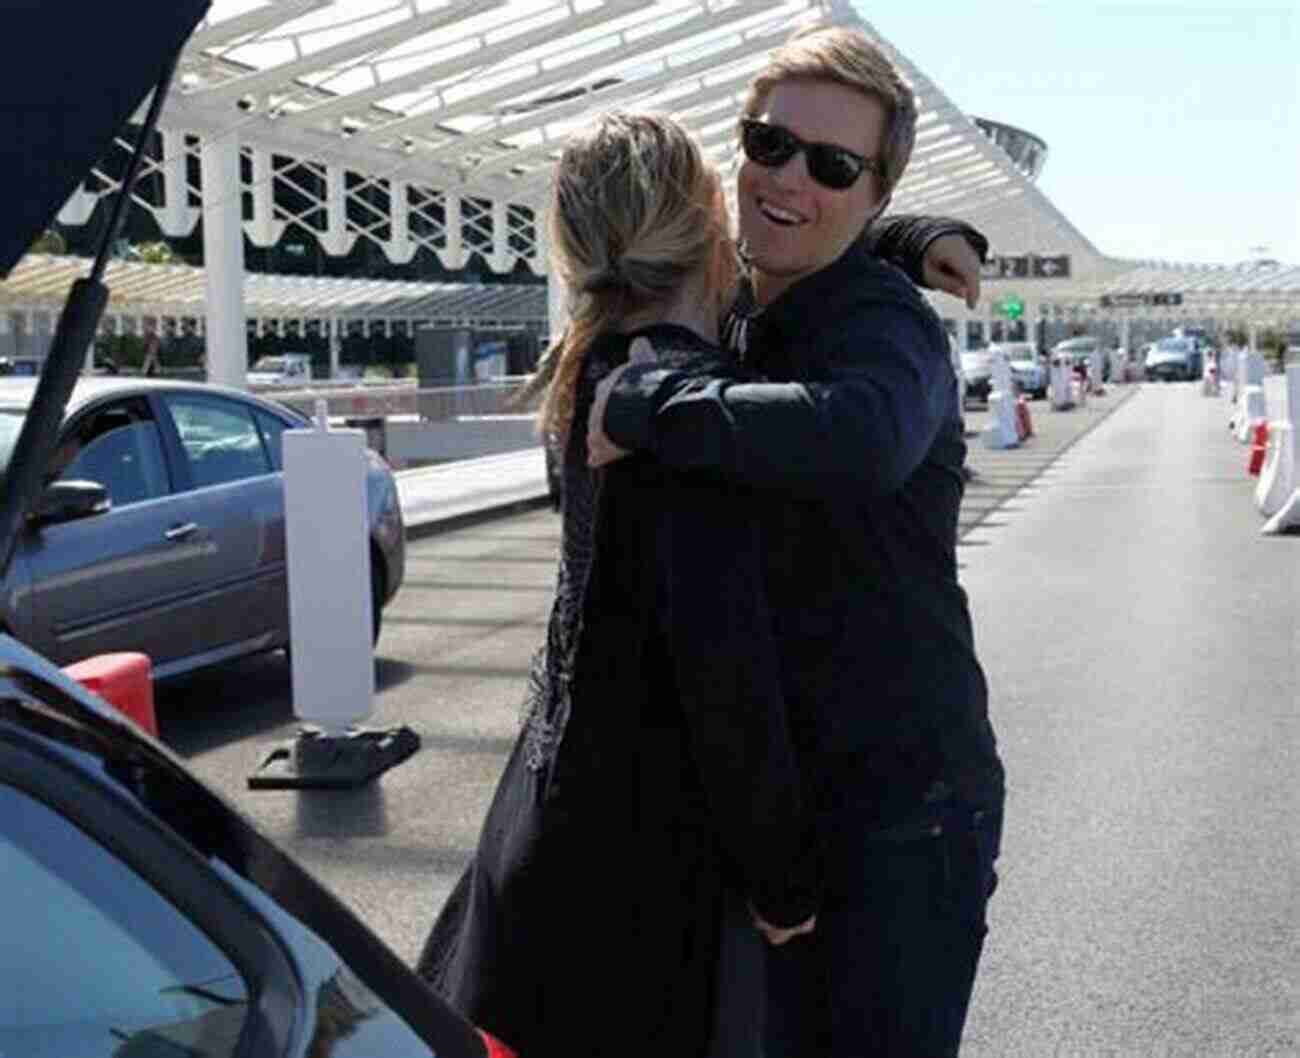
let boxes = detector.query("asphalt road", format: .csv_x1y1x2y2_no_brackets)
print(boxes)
158,380,1296,1056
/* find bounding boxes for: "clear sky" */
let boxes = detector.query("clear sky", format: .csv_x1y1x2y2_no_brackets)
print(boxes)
856,1,1299,266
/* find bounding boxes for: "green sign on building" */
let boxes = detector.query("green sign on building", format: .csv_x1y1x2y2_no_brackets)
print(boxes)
995,293,1024,320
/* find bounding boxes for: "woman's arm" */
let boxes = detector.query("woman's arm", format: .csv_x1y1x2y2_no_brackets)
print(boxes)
655,472,819,929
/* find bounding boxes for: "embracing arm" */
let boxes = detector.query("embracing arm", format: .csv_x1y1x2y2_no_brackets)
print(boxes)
866,213,989,305
657,473,819,929
603,299,954,501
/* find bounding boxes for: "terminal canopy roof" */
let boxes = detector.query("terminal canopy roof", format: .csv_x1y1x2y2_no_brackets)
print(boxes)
16,1,1296,327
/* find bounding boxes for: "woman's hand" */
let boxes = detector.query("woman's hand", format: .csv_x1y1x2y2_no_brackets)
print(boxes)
587,337,656,467
922,233,982,309
749,904,817,947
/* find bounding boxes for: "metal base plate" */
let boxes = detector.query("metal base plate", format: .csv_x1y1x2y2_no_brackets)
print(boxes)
248,725,420,790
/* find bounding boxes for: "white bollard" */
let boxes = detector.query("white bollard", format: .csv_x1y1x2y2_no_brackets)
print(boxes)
1236,386,1268,442
248,400,419,789
982,390,1020,449
1088,348,1105,394
1050,359,1074,410
284,406,374,733
1255,422,1295,517
1256,366,1300,516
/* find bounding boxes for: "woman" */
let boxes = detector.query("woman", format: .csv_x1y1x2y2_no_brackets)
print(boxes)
416,112,818,1057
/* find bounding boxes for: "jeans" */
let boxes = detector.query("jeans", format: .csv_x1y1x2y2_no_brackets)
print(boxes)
761,795,1003,1058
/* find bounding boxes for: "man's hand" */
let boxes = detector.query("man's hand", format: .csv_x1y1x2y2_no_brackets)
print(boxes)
922,233,982,309
750,904,816,947
587,336,655,468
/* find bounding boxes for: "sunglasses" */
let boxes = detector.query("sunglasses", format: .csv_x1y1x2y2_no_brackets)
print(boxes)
739,119,877,191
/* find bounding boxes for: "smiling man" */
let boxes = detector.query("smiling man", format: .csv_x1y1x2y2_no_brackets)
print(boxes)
590,24,1005,1058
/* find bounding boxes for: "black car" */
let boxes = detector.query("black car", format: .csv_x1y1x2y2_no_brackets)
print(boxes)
0,634,515,1057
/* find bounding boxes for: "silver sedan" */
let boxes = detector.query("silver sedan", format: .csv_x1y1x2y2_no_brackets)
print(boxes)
0,377,404,678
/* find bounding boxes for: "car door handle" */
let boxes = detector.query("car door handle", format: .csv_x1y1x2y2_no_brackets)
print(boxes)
164,522,199,541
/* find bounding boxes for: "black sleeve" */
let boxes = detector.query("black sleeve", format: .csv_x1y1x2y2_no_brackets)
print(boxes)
862,214,990,288
604,297,954,501
656,473,819,928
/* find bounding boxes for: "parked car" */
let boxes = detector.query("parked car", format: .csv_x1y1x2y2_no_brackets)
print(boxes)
960,348,994,403
248,353,314,385
0,377,405,677
992,341,1047,399
1144,336,1201,381
0,634,512,1058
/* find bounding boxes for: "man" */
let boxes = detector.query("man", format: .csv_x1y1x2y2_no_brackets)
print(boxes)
589,24,1004,1057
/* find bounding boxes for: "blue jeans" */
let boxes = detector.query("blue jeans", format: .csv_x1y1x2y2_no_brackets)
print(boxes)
761,796,1003,1057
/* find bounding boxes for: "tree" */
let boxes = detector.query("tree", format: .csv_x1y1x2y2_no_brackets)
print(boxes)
128,241,177,264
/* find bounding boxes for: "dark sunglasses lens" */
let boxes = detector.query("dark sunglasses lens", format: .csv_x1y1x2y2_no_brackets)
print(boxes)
742,122,797,166
807,146,864,190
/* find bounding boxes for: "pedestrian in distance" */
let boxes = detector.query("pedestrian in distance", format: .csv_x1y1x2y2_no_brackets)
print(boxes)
589,23,1005,1058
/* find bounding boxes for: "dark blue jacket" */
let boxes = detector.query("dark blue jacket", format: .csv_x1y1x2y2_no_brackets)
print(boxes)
604,235,1004,825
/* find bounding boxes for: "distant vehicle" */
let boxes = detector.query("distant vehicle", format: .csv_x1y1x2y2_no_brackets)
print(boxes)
1145,337,1200,381
247,352,314,385
0,377,405,678
0,354,118,376
948,333,968,411
1051,335,1110,382
960,348,994,403
992,341,1047,399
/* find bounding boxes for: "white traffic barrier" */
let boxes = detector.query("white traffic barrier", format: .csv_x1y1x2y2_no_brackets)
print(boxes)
981,348,1020,449
1088,347,1105,394
1235,386,1268,442
1255,422,1294,516
1050,359,1074,410
1201,353,1220,396
249,401,418,789
1255,365,1300,518
982,391,1021,449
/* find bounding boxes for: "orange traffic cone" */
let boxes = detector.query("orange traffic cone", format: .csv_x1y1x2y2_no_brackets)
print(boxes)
1248,421,1269,476
63,652,157,736
1015,395,1034,440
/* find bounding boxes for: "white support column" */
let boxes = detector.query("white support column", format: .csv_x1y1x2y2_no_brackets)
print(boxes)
547,273,568,347
158,130,200,237
201,135,248,389
330,317,342,379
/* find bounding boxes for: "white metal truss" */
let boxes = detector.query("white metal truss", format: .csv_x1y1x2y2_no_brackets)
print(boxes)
26,0,1299,329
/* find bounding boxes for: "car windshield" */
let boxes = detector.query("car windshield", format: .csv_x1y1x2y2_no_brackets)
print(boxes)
1154,338,1193,353
251,357,285,372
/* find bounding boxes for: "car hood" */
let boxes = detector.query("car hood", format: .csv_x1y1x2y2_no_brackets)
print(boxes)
1146,350,1192,366
0,633,482,1057
1009,358,1040,371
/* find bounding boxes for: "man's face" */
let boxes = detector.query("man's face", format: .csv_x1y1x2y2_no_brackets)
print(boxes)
738,79,888,306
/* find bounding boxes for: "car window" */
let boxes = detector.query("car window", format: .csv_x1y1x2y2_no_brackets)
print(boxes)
0,782,249,1057
166,395,274,488
54,401,169,507
253,408,293,472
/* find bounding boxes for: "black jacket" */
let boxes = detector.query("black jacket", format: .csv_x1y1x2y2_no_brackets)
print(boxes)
603,236,1005,826
419,325,817,1058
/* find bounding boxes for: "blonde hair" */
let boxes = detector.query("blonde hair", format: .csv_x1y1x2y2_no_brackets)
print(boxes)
535,111,733,442
741,24,917,198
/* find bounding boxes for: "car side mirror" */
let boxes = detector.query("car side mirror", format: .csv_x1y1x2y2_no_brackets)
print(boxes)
32,479,109,526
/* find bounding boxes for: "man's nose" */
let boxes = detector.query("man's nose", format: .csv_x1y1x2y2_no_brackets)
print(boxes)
770,147,811,189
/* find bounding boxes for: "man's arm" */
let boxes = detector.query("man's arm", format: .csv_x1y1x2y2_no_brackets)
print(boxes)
866,213,989,305
656,471,819,931
601,297,953,500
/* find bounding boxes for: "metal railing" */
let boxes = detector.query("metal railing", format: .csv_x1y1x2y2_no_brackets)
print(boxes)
262,380,535,422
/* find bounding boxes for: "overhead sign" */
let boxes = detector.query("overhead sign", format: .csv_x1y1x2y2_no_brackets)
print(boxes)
981,254,1072,280
1099,292,1184,308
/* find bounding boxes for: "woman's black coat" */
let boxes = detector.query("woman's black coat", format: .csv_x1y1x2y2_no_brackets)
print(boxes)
417,324,819,1058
